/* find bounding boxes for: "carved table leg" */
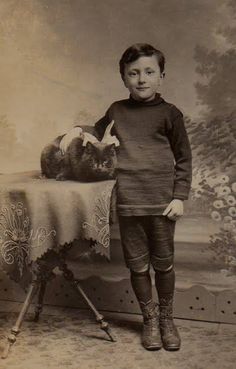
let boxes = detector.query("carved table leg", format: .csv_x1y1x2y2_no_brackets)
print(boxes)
59,260,116,342
33,280,47,322
1,256,56,359
1,279,39,359
31,250,58,322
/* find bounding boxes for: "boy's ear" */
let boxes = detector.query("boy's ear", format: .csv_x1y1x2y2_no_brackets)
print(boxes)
159,72,165,86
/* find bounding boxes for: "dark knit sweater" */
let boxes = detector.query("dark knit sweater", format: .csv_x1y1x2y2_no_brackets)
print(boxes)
95,94,192,216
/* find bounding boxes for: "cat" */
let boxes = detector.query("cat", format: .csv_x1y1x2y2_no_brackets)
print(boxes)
40,123,118,182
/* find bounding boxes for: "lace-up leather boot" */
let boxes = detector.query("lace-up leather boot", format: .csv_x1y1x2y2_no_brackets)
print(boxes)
140,300,162,350
159,296,181,351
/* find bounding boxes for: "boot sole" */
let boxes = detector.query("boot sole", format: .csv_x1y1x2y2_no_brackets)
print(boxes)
142,341,163,351
144,344,162,351
163,344,180,351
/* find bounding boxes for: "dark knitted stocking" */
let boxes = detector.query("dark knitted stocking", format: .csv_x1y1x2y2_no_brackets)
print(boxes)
155,268,180,350
130,270,152,305
155,268,175,301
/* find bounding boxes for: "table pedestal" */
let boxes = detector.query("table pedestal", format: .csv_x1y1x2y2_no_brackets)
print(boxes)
1,249,116,359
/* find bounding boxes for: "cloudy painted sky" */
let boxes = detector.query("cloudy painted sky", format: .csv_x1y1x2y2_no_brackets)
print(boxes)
0,0,234,169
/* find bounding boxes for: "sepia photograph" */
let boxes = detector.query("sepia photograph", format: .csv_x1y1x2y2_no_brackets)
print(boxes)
0,1,235,368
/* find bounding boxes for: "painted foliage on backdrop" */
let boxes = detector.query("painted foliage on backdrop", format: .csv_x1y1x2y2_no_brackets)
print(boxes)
188,0,236,275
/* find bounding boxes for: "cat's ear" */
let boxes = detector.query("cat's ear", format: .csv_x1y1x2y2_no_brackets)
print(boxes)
84,141,94,153
105,143,116,153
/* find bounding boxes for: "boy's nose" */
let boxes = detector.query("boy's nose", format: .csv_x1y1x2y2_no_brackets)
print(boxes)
138,72,146,84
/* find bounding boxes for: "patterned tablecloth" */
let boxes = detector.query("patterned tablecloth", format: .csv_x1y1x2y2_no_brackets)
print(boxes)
0,171,115,284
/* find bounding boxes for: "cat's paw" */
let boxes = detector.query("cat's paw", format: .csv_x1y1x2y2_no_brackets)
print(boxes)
108,171,116,179
39,173,47,179
56,174,67,181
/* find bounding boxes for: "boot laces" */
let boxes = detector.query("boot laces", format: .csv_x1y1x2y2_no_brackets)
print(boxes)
160,307,175,333
161,318,175,333
144,317,159,334
141,302,158,320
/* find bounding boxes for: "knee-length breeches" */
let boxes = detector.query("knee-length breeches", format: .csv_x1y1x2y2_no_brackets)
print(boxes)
118,216,176,273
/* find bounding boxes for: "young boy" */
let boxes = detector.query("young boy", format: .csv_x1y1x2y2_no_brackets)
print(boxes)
94,43,192,351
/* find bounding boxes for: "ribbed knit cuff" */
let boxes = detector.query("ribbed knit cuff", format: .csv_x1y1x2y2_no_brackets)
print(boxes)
173,184,190,200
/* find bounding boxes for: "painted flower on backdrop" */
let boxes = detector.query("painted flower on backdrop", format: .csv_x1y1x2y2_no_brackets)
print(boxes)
232,183,236,193
224,216,232,223
224,222,234,232
213,200,225,209
218,175,229,185
211,211,222,222
226,195,236,207
228,207,236,218
194,173,236,276
216,186,231,198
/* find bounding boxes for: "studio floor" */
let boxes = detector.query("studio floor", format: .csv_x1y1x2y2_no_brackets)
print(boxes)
0,306,235,369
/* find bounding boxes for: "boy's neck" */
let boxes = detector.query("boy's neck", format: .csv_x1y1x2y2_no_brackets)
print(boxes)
129,93,163,106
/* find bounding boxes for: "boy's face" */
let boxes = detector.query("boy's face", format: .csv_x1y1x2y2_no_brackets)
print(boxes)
123,55,164,102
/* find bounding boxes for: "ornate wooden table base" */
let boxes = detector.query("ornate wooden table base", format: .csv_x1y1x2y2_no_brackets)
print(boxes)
1,249,116,359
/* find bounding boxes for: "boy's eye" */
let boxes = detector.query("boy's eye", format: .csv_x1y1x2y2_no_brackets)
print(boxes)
128,71,137,77
146,70,155,75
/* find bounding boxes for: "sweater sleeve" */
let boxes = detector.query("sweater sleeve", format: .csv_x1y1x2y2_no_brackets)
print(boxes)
167,108,192,200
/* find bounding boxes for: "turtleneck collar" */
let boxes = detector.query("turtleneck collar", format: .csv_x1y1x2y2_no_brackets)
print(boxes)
128,93,164,106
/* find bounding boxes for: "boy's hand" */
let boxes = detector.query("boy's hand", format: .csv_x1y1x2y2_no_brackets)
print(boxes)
162,199,184,221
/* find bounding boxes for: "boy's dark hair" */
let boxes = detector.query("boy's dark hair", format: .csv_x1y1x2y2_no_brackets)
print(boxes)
119,43,165,79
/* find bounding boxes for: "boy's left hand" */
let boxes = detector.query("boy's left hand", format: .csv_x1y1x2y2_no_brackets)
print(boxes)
162,199,184,221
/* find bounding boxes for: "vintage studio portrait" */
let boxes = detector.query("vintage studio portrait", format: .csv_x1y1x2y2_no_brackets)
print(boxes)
0,1,235,369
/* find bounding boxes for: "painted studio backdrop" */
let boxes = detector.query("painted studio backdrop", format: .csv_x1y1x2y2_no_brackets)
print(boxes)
0,0,236,293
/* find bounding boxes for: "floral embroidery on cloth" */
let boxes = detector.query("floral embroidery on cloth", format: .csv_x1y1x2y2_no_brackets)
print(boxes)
0,202,56,278
0,172,115,284
83,182,114,257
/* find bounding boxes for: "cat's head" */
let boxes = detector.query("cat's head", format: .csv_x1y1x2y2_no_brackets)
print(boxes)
81,141,117,181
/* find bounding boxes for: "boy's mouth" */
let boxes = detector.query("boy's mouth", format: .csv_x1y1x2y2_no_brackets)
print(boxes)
136,87,150,91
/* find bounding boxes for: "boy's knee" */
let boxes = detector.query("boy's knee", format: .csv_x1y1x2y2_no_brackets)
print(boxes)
129,262,150,274
125,252,150,273
130,265,150,275
151,254,173,272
